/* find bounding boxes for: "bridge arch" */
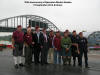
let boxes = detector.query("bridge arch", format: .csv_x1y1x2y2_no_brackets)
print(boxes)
0,15,60,32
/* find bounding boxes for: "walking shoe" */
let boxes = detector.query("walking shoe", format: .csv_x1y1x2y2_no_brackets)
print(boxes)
19,63,24,67
45,62,49,65
63,63,66,66
14,64,19,69
31,61,34,63
73,63,76,66
41,63,44,66
68,63,71,66
78,65,82,68
85,65,90,68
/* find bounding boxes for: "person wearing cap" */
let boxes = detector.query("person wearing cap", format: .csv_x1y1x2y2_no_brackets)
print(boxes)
53,31,62,64
41,28,49,65
24,26,35,67
71,30,80,66
61,31,72,65
48,30,55,63
33,26,44,65
78,32,89,68
12,25,24,69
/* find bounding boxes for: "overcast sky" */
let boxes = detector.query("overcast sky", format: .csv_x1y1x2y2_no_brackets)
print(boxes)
0,0,100,34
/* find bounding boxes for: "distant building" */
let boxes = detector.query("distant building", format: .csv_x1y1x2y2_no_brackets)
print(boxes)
88,31,100,46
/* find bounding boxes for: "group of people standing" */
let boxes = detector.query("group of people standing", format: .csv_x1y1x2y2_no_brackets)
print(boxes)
12,25,89,69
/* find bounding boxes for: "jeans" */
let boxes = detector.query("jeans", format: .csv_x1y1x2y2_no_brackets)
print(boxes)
54,50,61,64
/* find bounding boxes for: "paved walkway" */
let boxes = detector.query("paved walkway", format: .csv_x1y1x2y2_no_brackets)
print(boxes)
0,48,100,75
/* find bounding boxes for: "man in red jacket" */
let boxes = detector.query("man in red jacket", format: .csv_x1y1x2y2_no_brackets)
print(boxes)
12,25,24,69
53,31,62,64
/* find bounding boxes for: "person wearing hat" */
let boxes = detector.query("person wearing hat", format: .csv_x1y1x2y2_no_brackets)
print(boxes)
78,32,89,68
24,26,35,67
71,30,80,66
41,28,49,65
61,31,72,65
53,31,62,64
12,25,24,69
33,26,44,65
